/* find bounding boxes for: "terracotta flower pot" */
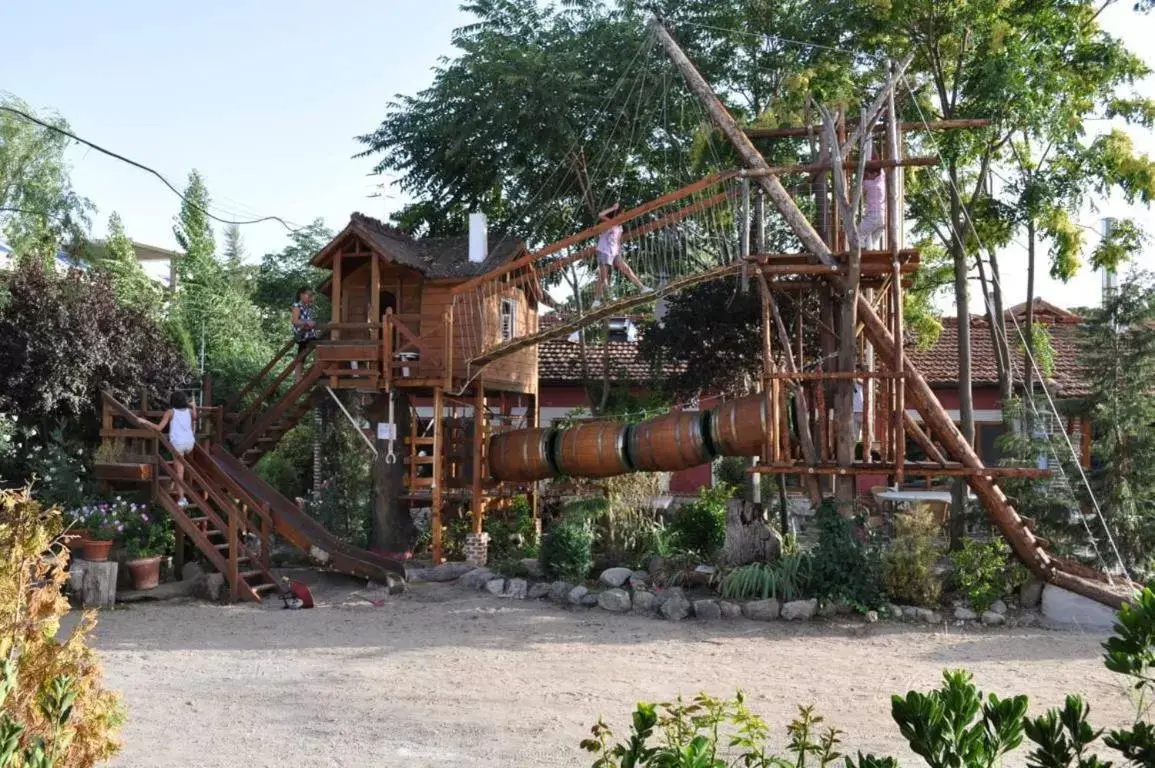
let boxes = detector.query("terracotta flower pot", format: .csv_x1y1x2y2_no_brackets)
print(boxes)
126,556,162,590
63,528,90,552
81,539,114,562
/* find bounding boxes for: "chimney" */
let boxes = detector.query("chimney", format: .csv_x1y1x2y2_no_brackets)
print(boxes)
1101,217,1117,302
468,213,488,264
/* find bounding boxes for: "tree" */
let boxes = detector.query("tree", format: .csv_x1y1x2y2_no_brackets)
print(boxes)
0,261,190,437
253,219,332,340
0,95,93,262
88,212,162,314
221,222,252,292
1079,270,1155,576
169,170,271,401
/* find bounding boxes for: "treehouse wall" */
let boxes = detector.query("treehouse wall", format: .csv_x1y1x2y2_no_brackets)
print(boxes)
338,260,423,335
420,283,537,394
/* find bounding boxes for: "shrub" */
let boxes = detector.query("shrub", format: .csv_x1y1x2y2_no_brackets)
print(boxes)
808,500,884,611
668,483,732,558
540,518,594,584
122,507,174,559
591,504,664,570
487,496,539,575
0,488,124,765
881,505,944,607
714,456,747,492
718,552,812,602
949,538,1026,613
255,421,314,502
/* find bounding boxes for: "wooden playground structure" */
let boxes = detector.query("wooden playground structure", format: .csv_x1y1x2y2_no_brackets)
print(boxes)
93,20,1133,608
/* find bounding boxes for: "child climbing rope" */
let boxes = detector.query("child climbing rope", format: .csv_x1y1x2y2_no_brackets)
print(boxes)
592,201,651,308
138,391,197,507
859,143,886,250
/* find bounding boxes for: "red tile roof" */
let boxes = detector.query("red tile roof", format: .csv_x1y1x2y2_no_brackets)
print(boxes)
538,300,1092,396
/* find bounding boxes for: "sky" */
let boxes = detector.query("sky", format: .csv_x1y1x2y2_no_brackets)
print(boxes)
4,1,1155,312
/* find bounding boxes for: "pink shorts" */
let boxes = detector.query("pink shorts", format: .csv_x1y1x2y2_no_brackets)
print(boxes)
597,250,617,266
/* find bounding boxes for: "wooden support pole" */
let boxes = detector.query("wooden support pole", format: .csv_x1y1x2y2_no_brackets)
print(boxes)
332,252,343,342
432,386,444,564
370,252,380,342
887,64,906,487
741,177,751,293
744,118,991,140
738,155,938,176
471,382,486,535
904,412,948,464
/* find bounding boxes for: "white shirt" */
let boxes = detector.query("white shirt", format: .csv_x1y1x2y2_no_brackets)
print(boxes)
852,382,864,414
170,408,195,447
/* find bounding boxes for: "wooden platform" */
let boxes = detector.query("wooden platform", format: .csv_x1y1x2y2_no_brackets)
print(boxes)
748,461,1052,478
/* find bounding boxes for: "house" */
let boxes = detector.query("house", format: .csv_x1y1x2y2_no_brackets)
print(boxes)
0,238,86,272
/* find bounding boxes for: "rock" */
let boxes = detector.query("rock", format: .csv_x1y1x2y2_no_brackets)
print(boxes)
528,582,552,599
520,558,544,580
899,605,920,622
981,611,1006,626
660,592,691,621
430,562,479,582
719,601,742,619
647,555,664,575
954,606,978,621
629,570,650,587
818,601,838,618
460,568,496,590
567,585,589,605
1041,584,1118,630
598,589,632,612
835,600,855,615
504,578,528,599
599,567,633,588
1017,611,1041,628
580,592,600,607
181,562,205,582
485,578,506,596
203,572,225,602
886,604,904,619
916,608,943,624
548,581,572,601
743,599,780,621
865,610,879,623
118,578,200,603
693,600,722,620
991,599,1008,615
632,590,656,612
1020,578,1045,609
781,599,818,621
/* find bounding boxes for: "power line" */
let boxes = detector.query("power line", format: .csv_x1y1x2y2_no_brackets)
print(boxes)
0,105,303,233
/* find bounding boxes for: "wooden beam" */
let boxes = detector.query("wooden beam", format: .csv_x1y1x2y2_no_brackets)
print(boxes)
332,252,343,342
370,251,380,342
471,383,486,534
745,118,992,140
748,461,1052,478
887,64,905,486
739,155,938,176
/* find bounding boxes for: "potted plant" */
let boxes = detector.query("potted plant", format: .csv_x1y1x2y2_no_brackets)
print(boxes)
62,508,90,553
123,507,173,590
77,502,124,562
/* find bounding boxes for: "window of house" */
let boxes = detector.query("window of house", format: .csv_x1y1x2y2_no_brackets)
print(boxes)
501,298,516,341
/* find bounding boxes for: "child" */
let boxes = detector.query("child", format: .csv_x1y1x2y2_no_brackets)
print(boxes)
592,202,651,308
139,391,197,507
290,287,317,382
859,143,886,250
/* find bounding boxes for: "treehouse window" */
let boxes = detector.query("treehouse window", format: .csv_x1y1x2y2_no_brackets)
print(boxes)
501,298,516,341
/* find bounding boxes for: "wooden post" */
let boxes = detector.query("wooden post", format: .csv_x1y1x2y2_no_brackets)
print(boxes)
740,178,751,293
471,382,486,534
227,505,239,602
432,386,444,563
527,392,540,540
1080,416,1092,468
886,66,905,486
384,307,394,391
443,306,455,390
202,373,213,408
332,252,343,342
370,252,381,342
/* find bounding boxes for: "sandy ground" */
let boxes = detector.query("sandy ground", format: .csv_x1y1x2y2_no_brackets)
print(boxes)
85,573,1136,768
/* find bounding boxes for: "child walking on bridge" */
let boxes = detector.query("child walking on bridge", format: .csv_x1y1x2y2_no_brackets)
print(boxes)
592,202,651,308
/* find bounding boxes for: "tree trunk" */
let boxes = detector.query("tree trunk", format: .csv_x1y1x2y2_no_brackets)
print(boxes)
1024,217,1037,431
368,390,415,554
949,173,975,548
722,499,782,565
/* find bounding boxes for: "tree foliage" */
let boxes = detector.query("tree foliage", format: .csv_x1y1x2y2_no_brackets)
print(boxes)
0,262,189,434
0,95,92,262
253,219,332,339
85,212,161,314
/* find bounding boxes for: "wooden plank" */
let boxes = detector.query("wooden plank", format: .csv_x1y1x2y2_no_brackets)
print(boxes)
748,462,1052,478
738,155,938,176
744,118,992,140
887,71,906,486
471,383,486,534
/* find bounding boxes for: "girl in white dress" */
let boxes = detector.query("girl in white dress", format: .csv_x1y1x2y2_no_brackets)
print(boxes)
139,391,197,507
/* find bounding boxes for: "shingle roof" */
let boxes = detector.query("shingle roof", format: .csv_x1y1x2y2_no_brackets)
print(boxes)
312,213,525,280
539,311,680,383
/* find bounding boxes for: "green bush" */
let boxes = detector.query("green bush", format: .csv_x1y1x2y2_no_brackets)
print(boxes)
540,518,594,584
949,538,1025,613
668,484,732,558
488,496,539,575
808,500,884,611
592,504,665,570
581,586,1155,766
714,457,747,493
718,552,812,601
881,506,944,607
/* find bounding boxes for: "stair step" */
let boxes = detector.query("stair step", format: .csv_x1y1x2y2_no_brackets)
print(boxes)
253,582,280,594
239,569,266,580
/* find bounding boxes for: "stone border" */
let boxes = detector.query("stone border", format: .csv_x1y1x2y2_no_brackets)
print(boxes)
408,563,1044,628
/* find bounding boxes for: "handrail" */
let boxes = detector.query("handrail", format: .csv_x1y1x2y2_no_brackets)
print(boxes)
235,345,315,431
224,338,296,413
450,170,738,296
191,444,273,529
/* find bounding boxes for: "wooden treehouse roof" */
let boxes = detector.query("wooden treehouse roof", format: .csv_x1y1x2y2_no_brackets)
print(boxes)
312,213,527,281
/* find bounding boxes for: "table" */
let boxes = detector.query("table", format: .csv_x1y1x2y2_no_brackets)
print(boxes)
874,490,953,504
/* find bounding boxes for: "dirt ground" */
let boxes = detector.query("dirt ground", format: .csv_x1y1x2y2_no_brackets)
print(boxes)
86,572,1135,768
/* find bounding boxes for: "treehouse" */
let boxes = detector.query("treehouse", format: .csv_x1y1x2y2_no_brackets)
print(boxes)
311,212,539,394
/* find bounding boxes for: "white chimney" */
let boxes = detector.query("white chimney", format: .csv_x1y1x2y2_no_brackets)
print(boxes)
1102,218,1117,301
468,213,488,263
